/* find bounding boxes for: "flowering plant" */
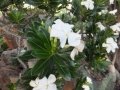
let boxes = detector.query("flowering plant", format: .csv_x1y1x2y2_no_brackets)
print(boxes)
1,0,119,89
21,0,120,89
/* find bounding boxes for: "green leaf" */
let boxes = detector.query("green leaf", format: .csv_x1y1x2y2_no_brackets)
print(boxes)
54,54,71,81
31,57,53,76
27,22,52,59
19,50,34,61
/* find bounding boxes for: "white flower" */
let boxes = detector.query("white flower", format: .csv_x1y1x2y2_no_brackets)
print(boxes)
82,84,90,90
81,0,94,10
96,22,106,31
66,4,72,10
50,19,81,48
109,9,117,15
109,0,114,4
30,77,40,88
30,74,57,90
70,40,85,60
66,0,73,10
86,77,92,84
110,23,120,32
82,77,92,90
23,2,35,9
102,37,118,53
98,9,108,15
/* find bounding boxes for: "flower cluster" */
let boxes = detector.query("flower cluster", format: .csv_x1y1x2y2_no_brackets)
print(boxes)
23,2,35,9
30,74,57,90
50,19,85,60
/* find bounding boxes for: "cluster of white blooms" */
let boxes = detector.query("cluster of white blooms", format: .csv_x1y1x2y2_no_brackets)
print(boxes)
81,0,94,10
80,0,117,16
102,38,118,53
98,0,117,16
82,77,92,90
23,2,35,9
30,74,57,90
98,9,117,16
96,1,119,54
50,19,85,60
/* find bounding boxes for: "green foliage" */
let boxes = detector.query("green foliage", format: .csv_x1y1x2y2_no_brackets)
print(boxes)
92,58,111,72
25,0,68,14
94,0,108,7
71,0,119,75
0,0,12,9
8,10,24,24
1,43,8,51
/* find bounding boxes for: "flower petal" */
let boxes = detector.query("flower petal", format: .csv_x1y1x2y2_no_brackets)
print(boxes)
109,0,114,4
82,84,90,90
70,48,78,60
47,84,57,90
68,32,81,47
54,19,64,24
30,80,37,87
96,22,106,31
110,23,120,32
39,77,48,86
50,19,74,48
50,24,64,38
33,86,46,90
76,40,85,52
81,0,94,10
109,9,117,15
106,46,111,53
59,36,67,48
86,77,92,84
48,74,56,84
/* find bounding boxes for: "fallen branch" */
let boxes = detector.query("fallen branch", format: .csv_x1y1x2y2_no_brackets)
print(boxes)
17,57,27,70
